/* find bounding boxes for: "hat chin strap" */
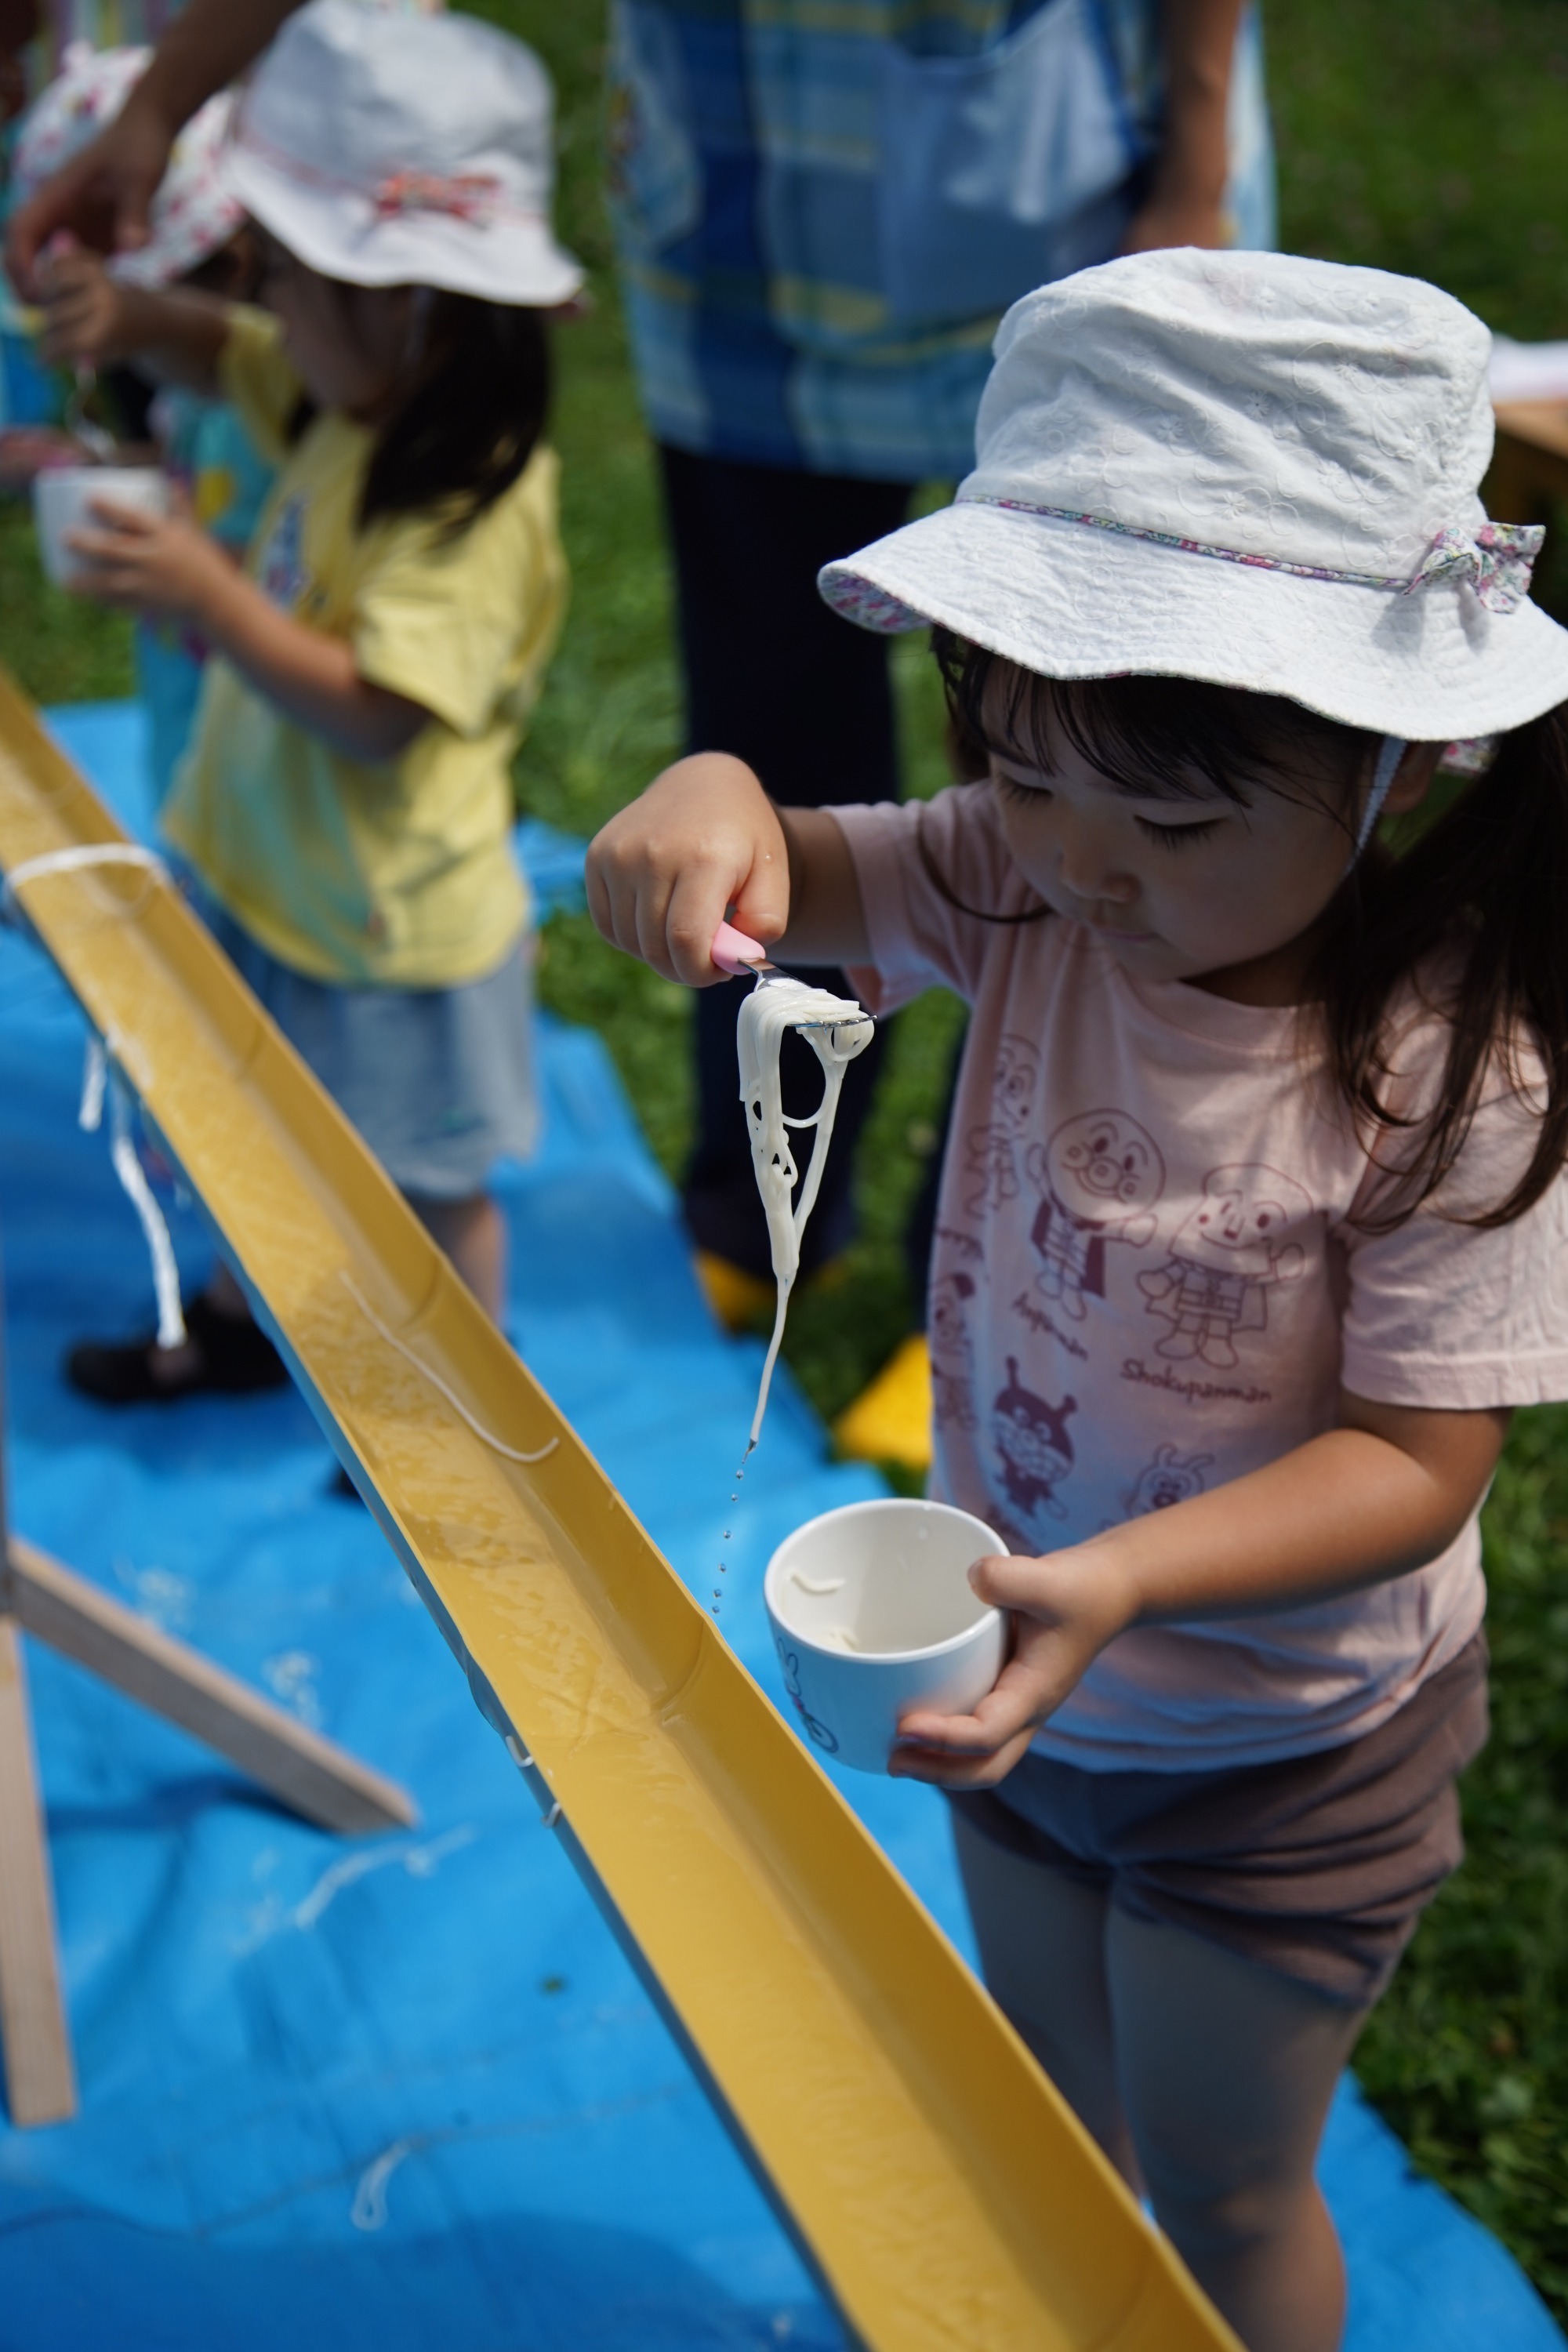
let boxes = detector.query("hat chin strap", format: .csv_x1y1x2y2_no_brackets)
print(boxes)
1349,735,1406,867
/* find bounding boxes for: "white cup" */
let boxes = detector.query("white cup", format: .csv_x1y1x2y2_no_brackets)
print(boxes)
764,1497,1008,1775
32,466,171,591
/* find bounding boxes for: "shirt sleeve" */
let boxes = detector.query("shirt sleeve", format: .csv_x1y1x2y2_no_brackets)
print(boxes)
829,782,1044,1011
1340,1065,1568,1409
351,448,567,742
216,306,307,467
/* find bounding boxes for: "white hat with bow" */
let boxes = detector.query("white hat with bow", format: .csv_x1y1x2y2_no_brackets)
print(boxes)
223,0,583,308
818,249,1568,742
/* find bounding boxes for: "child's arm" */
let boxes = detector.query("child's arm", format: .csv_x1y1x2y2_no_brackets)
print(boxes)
6,0,298,293
38,243,230,396
894,1388,1511,1788
586,752,871,980
69,503,429,763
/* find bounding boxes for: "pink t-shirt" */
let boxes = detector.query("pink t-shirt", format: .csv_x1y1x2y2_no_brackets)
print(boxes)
833,786,1568,1771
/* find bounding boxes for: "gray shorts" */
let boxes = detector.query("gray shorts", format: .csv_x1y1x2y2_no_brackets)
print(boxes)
949,1635,1490,2008
201,900,538,1200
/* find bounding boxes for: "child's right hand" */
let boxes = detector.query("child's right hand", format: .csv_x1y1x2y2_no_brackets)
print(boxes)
587,753,791,985
37,237,129,368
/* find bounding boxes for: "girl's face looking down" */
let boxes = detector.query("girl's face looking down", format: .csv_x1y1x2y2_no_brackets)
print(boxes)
257,233,431,423
984,678,1439,1007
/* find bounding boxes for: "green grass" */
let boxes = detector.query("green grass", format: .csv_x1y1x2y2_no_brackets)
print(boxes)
3,0,1566,2311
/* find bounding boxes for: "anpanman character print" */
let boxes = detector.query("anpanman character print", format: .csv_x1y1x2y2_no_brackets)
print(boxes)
1138,1163,1312,1370
991,1357,1077,1541
1027,1109,1165,1319
963,1034,1039,1213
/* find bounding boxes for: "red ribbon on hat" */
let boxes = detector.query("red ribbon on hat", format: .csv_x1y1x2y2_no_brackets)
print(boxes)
373,170,503,225
230,102,543,230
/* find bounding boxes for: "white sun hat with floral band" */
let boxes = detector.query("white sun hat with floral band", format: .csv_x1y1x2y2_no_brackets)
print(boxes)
13,42,244,289
222,0,582,307
818,249,1568,742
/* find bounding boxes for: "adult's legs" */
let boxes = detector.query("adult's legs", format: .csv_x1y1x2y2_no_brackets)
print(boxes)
659,444,914,1279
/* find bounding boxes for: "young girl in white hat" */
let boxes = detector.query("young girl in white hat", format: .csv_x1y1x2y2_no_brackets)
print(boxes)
587,247,1568,2352
42,0,580,1402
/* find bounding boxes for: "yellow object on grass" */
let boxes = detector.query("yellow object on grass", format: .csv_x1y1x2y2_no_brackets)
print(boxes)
695,1247,854,1335
164,307,566,989
835,1330,934,1472
693,1247,777,1332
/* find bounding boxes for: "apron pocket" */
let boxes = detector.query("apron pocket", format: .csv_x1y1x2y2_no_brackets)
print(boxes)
877,0,1142,332
607,0,703,258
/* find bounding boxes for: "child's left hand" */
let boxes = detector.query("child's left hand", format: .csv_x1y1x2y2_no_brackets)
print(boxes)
64,496,235,624
891,1541,1138,1788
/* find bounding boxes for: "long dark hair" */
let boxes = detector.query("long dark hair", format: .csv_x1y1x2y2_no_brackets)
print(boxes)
932,628,1568,1232
287,288,550,535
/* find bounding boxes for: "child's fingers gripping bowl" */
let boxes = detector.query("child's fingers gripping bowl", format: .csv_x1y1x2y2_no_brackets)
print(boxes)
764,1497,1009,1774
32,465,169,589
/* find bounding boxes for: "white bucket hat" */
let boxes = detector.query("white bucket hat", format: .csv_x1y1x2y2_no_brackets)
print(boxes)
13,43,245,288
819,249,1568,741
223,0,583,307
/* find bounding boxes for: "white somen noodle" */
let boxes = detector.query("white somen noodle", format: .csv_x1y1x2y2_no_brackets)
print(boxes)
738,975,875,1446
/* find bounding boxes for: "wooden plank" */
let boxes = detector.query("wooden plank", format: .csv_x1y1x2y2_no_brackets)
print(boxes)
1494,397,1568,466
0,1613,76,2128
1490,405,1568,525
9,1538,416,1838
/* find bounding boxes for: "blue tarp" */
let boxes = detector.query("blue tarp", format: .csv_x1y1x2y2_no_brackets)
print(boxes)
0,701,1558,2351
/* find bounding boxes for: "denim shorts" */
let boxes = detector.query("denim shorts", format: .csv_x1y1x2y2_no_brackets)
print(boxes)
201,900,539,1201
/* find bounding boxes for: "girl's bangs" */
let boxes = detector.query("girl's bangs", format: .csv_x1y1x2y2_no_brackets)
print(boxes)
933,630,1374,808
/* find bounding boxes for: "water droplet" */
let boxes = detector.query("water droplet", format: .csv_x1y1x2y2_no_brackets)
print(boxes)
719,1562,727,1573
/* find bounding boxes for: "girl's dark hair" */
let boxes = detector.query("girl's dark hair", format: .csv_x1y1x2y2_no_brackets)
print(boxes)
932,626,1568,1232
286,288,550,535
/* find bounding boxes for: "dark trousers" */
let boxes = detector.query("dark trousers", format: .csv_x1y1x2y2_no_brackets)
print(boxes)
659,443,916,1279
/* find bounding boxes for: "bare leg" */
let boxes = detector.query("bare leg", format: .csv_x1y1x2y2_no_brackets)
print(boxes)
205,1261,250,1318
951,1809,1142,2187
1108,1908,1368,2352
408,1191,506,1325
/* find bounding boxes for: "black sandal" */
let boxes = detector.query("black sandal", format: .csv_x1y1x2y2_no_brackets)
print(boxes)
65,1295,290,1405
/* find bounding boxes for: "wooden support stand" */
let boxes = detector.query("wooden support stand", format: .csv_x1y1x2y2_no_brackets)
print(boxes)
0,1515,415,2132
0,938,419,2129
0,1145,418,2136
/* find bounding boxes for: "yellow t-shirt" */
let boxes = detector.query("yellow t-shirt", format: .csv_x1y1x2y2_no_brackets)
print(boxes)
163,307,567,988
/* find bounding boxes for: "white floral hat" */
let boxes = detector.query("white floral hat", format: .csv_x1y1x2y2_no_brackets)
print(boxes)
818,249,1568,740
13,42,244,288
222,0,582,308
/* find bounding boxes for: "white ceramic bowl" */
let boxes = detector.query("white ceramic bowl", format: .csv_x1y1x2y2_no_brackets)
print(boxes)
764,1497,1008,1774
33,466,170,590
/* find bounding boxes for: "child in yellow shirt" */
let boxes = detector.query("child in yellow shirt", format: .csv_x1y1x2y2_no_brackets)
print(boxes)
41,0,579,1399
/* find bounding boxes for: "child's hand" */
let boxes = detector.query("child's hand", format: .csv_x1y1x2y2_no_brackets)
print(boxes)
64,497,235,625
37,236,131,368
0,426,93,488
587,753,791,985
890,1541,1139,1789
